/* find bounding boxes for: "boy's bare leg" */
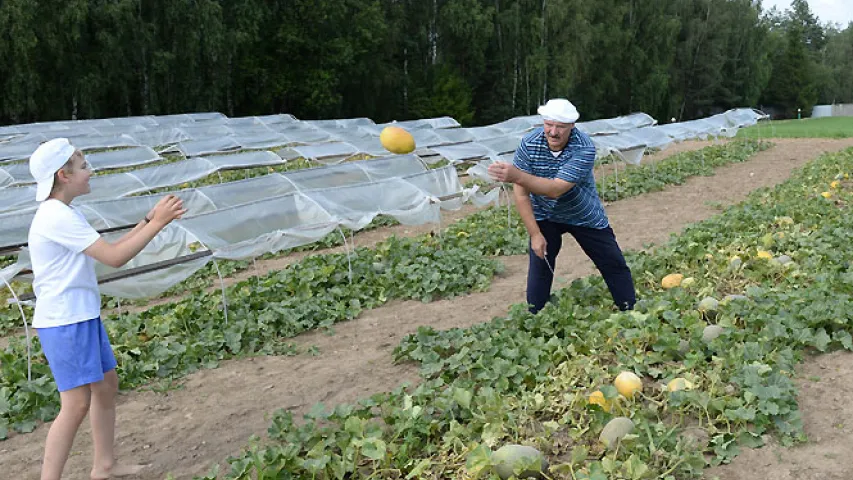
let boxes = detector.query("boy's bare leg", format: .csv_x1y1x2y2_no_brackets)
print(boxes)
42,386,92,480
89,370,148,479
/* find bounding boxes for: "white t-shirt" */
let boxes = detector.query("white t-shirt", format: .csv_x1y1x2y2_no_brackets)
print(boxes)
28,200,102,328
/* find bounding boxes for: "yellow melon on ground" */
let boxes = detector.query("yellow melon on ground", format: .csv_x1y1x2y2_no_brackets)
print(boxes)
667,377,694,392
614,372,643,399
661,273,684,289
379,126,416,154
588,390,612,412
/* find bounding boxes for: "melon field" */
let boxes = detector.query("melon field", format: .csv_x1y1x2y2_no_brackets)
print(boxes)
1,122,853,479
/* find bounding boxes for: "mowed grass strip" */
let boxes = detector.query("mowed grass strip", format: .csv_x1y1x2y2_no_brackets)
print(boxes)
738,116,853,139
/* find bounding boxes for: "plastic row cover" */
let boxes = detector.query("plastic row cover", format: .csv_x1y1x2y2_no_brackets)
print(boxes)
466,108,767,180
0,114,454,163
0,151,288,214
11,166,462,298
0,147,163,187
0,155,430,247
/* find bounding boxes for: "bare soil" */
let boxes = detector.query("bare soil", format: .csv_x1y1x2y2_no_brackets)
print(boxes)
705,351,853,480
1,138,852,480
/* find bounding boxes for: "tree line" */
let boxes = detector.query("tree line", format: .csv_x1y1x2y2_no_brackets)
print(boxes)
0,0,850,127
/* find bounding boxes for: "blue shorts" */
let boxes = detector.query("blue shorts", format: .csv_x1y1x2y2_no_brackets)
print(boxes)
37,317,117,392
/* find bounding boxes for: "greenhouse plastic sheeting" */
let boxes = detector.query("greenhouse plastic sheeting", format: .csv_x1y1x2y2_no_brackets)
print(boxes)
592,134,648,165
2,132,48,146
10,222,209,301
235,114,299,126
0,154,430,247
72,134,142,151
0,151,284,214
277,142,360,164
2,161,36,185
0,166,16,188
272,125,334,145
427,134,524,163
379,117,460,130
0,143,41,163
621,127,676,150
134,128,191,147
177,166,460,261
459,126,506,141
0,147,164,186
0,263,25,289
176,137,241,157
464,108,767,184
3,165,461,299
232,133,291,150
87,147,163,171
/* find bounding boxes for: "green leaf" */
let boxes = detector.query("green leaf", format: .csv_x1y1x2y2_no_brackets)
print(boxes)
465,444,491,476
359,438,386,461
406,459,431,479
453,388,473,410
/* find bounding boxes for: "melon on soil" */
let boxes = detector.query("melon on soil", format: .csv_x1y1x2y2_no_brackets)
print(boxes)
599,417,635,448
492,444,548,480
667,377,694,392
702,324,724,343
588,390,612,412
661,273,684,289
614,371,643,398
697,296,719,312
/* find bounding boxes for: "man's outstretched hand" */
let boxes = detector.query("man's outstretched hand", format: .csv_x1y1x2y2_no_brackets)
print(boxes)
487,162,521,183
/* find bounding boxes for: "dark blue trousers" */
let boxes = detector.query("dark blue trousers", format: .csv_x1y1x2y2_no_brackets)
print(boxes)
527,220,636,313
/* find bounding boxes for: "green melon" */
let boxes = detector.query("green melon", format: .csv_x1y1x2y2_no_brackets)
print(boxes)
702,324,724,343
492,444,548,480
599,417,635,449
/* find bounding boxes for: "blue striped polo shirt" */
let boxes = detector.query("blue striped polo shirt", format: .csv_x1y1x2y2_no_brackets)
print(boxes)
512,127,609,229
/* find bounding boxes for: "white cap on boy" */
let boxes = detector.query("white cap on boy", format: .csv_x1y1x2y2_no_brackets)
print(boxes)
29,138,76,202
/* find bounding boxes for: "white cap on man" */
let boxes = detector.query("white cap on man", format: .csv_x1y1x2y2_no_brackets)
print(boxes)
538,98,580,124
29,138,76,202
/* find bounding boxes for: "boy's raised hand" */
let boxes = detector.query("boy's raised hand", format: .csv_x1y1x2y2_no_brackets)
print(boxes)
147,194,177,221
150,194,187,226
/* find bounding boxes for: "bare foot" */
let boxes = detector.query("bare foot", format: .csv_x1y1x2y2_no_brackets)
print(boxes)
91,463,150,479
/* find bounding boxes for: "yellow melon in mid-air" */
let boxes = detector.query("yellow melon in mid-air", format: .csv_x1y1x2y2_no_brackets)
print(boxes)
380,126,416,154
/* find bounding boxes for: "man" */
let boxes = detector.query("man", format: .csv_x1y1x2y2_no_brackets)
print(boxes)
488,98,636,313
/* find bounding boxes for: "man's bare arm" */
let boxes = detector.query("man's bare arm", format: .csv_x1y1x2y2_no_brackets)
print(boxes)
513,170,575,199
488,162,574,199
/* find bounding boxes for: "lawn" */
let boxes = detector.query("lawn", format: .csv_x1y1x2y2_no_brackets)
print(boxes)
737,116,853,138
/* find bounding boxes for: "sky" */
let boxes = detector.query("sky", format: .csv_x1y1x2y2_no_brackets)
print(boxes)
763,0,853,27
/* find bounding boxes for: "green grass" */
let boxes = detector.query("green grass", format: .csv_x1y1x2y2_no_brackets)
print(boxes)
737,116,853,139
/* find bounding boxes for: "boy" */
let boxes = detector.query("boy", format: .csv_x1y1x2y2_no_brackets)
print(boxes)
28,138,186,480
